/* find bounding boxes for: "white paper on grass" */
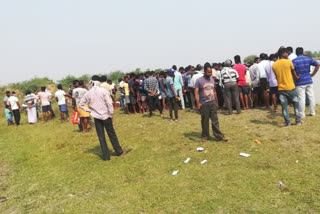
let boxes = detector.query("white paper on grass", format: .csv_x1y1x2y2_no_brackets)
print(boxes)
172,170,179,176
184,158,191,163
197,147,204,152
239,153,251,157
201,160,207,164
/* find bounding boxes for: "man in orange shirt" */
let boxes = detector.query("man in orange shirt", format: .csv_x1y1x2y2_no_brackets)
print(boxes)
272,47,301,126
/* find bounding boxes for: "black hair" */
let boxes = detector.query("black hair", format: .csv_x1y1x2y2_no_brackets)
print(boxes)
150,71,155,75
172,65,177,70
296,47,304,56
79,80,84,86
212,63,218,67
204,62,212,72
100,75,107,82
57,84,63,90
73,80,79,85
130,73,136,78
107,79,112,83
278,47,287,57
145,71,150,75
25,90,31,95
234,55,241,63
254,57,260,63
118,78,122,82
5,105,9,108
286,46,293,53
92,75,101,81
41,87,46,92
269,54,277,60
259,53,268,60
6,91,10,94
179,67,184,71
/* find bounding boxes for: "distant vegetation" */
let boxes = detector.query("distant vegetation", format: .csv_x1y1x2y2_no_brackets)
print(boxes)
305,51,320,59
6,77,55,93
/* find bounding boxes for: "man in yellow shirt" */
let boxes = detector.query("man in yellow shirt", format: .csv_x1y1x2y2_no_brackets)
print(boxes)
122,77,131,114
272,47,301,126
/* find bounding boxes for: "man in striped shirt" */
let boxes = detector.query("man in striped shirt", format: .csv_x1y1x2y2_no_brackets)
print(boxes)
79,75,131,161
145,71,163,117
292,47,320,118
220,59,241,115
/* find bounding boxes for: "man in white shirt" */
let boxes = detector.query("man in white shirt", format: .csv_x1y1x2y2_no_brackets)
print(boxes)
55,84,67,121
256,53,270,108
3,91,11,107
8,91,21,126
73,80,90,132
287,46,297,61
38,86,52,122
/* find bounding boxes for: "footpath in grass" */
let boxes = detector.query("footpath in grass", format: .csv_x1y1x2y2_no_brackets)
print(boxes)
0,106,320,213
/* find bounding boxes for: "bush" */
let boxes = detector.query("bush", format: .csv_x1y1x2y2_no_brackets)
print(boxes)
244,55,258,65
8,77,55,93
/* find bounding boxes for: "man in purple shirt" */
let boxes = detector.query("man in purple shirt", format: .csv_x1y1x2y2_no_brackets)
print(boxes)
265,54,278,112
79,75,131,161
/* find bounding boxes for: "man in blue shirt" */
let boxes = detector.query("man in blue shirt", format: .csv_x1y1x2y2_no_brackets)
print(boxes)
173,65,185,109
292,47,320,118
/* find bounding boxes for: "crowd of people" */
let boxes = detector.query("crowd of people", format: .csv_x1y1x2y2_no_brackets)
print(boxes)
3,46,319,159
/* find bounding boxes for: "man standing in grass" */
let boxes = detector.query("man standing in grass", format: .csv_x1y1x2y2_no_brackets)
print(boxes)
55,84,68,122
195,63,228,142
292,47,320,118
79,75,131,161
266,54,279,112
3,91,11,107
233,55,249,110
173,65,185,110
73,80,90,132
145,71,163,117
129,73,138,114
8,91,21,126
272,47,301,126
38,87,52,123
166,69,180,121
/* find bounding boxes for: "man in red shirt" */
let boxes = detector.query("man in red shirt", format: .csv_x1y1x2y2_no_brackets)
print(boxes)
233,55,249,110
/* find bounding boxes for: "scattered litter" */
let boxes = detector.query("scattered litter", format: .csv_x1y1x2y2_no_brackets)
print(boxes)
254,139,262,144
139,125,143,128
296,160,299,163
184,158,191,163
239,153,251,157
201,160,207,165
172,170,179,176
197,147,204,152
68,194,75,197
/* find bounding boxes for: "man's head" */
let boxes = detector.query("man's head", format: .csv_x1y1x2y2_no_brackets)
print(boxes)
204,62,212,78
168,69,175,77
234,55,241,64
100,75,107,83
130,73,136,80
278,47,288,59
73,80,79,87
124,76,129,82
57,84,63,90
12,91,16,96
145,71,150,78
190,66,195,71
254,57,260,64
259,53,268,60
296,47,304,56
269,54,278,62
79,80,84,87
172,65,177,71
179,67,185,73
5,91,10,97
159,72,165,78
224,59,233,67
25,90,31,95
41,86,46,92
107,79,112,85
286,46,293,55
91,75,101,82
212,63,219,70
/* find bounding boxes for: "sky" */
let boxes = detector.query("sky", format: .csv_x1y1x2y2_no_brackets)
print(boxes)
1,0,319,85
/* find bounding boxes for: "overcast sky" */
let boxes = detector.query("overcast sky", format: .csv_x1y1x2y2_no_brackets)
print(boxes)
1,0,319,85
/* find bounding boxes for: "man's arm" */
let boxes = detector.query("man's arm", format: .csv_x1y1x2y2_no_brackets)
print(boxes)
170,84,178,100
195,88,201,110
214,88,219,108
311,64,320,77
291,68,300,80
16,101,21,111
104,91,114,117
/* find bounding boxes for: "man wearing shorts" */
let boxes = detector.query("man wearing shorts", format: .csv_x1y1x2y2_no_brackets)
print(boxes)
55,84,68,121
38,86,52,122
266,54,279,112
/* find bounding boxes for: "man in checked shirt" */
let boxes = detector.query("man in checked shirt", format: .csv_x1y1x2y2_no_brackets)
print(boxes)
79,75,131,161
144,71,164,118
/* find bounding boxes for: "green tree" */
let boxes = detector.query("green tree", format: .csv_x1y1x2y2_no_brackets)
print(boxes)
243,55,258,65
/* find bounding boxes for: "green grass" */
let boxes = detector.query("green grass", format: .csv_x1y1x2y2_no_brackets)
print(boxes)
1,104,320,213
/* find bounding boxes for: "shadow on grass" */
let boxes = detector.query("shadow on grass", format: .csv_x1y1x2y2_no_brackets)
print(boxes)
85,145,118,159
184,132,201,142
250,120,279,126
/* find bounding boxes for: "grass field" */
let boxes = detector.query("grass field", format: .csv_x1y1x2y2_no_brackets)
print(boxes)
1,104,320,213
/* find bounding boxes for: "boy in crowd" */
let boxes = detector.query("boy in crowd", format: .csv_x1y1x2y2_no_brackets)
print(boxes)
3,91,11,107
55,84,68,121
195,63,227,142
272,47,301,126
8,92,21,126
5,105,14,125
